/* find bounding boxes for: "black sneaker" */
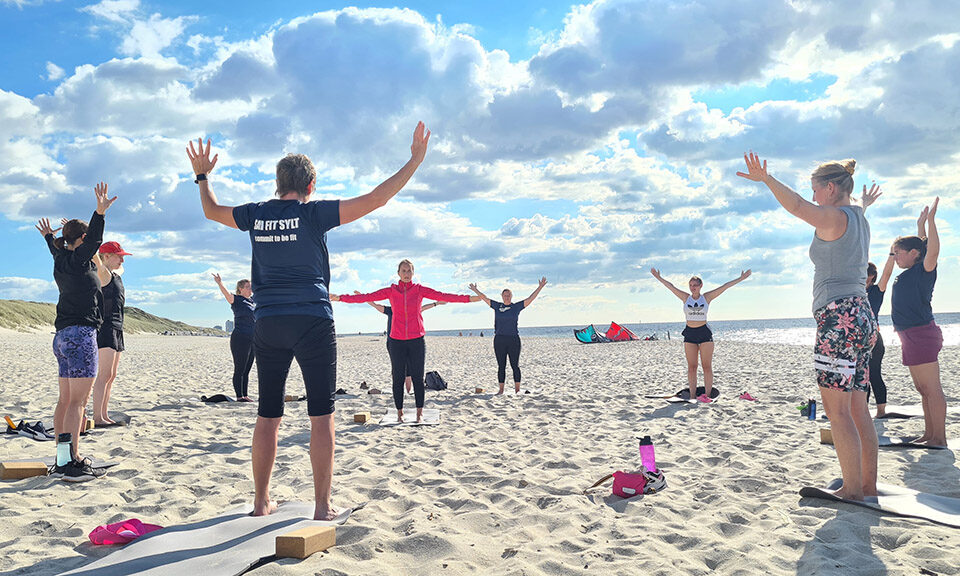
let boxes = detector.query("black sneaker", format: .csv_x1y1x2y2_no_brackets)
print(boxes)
60,458,106,483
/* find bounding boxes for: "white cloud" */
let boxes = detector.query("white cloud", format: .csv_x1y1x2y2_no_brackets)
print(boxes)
121,14,193,58
80,0,139,23
45,61,65,81
0,277,58,301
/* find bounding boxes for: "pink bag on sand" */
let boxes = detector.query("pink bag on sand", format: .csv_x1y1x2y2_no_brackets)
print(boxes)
586,470,648,498
89,519,163,545
611,471,648,498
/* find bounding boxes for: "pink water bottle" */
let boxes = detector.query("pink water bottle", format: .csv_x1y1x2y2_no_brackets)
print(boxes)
639,435,657,473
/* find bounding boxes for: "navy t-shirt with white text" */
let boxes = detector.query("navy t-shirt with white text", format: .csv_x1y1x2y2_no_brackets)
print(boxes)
233,199,340,320
491,300,525,336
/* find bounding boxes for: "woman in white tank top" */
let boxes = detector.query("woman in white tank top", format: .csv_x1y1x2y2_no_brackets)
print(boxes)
650,268,751,402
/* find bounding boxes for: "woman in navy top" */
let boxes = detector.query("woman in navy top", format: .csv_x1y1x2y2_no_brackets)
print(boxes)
468,277,547,395
891,198,945,447
864,258,893,417
214,273,256,402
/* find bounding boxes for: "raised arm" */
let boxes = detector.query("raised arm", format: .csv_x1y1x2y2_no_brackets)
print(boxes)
650,268,689,301
924,198,939,272
339,122,431,226
36,218,62,256
212,273,235,305
94,253,112,287
704,270,751,303
468,283,491,306
737,152,847,238
917,206,928,238
75,182,113,262
878,251,895,292
420,285,476,303
338,286,393,304
523,277,548,308
861,183,881,211
187,138,237,229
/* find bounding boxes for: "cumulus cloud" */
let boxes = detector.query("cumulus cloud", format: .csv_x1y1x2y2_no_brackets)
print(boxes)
0,277,58,301
45,61,65,81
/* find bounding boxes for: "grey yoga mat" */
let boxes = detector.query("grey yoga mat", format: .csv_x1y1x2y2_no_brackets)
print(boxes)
877,404,960,420
800,479,960,528
58,502,359,576
378,408,441,426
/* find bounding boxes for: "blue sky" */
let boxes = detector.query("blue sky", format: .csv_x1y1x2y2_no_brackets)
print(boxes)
1,0,957,333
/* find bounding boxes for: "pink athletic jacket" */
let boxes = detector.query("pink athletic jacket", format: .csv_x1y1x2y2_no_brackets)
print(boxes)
340,282,471,340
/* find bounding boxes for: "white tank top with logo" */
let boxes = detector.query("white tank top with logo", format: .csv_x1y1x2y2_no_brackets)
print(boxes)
684,295,709,323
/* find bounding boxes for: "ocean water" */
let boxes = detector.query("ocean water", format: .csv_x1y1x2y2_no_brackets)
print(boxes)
415,312,960,347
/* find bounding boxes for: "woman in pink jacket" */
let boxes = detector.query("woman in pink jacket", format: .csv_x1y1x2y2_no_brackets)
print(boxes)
334,259,480,422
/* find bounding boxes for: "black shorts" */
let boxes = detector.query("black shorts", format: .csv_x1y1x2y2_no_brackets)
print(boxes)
97,327,125,352
254,315,337,418
682,324,713,345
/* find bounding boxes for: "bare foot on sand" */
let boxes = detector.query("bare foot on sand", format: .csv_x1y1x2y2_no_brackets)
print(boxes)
829,486,865,501
314,504,341,521
397,409,404,423
252,499,278,516
416,407,423,423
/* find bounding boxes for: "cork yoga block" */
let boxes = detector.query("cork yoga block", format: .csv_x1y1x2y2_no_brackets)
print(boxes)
275,525,336,559
475,388,485,394
819,428,833,445
1,461,49,480
353,412,371,423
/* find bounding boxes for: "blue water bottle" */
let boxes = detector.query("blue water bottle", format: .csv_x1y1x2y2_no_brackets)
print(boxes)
56,433,72,467
808,399,817,421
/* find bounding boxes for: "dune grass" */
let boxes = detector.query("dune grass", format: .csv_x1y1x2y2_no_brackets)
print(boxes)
0,299,224,335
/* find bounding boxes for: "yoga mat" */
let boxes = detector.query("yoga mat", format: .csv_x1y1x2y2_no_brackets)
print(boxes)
819,433,957,451
59,502,359,576
878,436,959,450
646,386,720,401
378,408,441,426
800,479,960,528
7,457,119,469
877,404,960,420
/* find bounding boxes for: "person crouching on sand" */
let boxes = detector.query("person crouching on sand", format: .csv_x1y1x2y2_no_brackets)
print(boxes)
187,121,431,520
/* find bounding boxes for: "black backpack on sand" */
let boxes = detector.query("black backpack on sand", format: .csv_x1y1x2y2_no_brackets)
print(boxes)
425,371,447,391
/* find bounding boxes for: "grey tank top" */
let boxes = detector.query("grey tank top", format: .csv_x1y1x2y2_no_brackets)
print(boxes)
809,205,870,313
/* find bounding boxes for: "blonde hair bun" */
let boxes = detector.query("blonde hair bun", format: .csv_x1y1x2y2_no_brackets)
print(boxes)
841,159,856,176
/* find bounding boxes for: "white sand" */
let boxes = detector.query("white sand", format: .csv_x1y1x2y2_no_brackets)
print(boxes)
1,331,958,575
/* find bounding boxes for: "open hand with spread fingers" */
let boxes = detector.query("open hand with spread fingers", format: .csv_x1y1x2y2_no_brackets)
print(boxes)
94,182,117,215
187,137,219,177
736,152,768,183
410,121,431,165
35,218,61,237
861,183,881,210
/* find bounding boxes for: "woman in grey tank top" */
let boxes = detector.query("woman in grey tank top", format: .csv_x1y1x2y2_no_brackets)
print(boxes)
738,153,878,502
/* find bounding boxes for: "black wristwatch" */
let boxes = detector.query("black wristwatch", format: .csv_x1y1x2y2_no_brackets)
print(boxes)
195,173,207,184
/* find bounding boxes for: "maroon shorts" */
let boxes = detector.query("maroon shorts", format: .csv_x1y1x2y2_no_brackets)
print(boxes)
898,321,943,366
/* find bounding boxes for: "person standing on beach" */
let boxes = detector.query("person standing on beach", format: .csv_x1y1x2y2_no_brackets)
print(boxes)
364,296,446,393
186,122,431,520
333,260,480,422
649,269,751,402
468,277,547,394
37,182,117,480
213,273,256,402
860,183,893,418
90,241,131,426
738,153,877,501
891,199,945,447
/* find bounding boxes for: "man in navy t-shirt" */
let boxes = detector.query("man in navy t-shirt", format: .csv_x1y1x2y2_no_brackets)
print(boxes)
186,122,431,521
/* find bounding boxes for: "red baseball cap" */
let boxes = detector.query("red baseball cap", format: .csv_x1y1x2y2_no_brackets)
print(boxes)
99,241,132,256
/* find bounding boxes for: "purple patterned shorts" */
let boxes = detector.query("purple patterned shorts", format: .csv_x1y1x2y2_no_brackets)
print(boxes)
813,296,878,392
52,325,99,379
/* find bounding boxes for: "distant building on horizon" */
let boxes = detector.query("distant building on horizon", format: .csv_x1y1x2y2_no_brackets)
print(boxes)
225,319,234,334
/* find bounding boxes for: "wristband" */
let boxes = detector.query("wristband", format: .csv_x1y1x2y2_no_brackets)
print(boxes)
195,173,207,184
889,252,895,256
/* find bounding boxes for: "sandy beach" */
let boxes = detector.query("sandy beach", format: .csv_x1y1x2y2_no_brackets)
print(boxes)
1,330,958,575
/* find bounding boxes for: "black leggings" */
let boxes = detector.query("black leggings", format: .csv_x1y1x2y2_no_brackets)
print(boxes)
867,331,887,405
494,335,522,384
230,330,255,398
388,337,425,410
